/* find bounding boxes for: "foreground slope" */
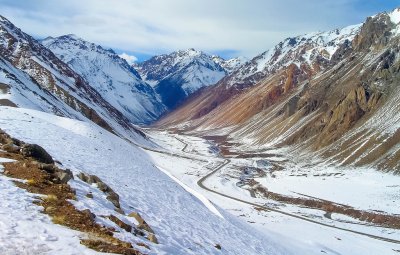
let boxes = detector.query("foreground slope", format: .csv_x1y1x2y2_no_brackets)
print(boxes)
158,9,400,171
0,106,307,255
41,35,165,124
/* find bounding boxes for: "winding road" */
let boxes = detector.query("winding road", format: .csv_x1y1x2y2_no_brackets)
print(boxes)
143,133,400,245
196,159,400,245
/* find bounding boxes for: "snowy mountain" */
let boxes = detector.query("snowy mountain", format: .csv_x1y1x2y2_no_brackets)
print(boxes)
158,8,400,171
135,49,242,109
211,55,248,74
0,15,149,143
224,23,361,89
41,35,166,124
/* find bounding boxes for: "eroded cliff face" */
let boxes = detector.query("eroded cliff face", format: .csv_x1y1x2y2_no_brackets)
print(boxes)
158,10,400,171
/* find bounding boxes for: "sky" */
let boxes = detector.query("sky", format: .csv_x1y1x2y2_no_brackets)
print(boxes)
0,0,399,62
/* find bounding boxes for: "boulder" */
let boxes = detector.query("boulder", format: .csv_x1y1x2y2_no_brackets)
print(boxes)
128,212,145,225
39,163,58,173
20,144,54,164
1,143,20,153
147,233,158,244
108,215,132,233
81,209,96,221
106,192,121,209
54,169,73,184
97,182,111,193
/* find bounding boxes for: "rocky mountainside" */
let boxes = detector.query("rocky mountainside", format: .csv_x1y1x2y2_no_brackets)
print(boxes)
0,15,148,143
41,35,165,124
158,8,400,171
211,55,248,74
135,49,245,109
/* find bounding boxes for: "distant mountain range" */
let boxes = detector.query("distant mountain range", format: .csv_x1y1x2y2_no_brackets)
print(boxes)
134,48,246,109
158,8,400,171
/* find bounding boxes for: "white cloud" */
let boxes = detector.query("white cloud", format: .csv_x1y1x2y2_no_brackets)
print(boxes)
0,0,397,58
119,53,138,65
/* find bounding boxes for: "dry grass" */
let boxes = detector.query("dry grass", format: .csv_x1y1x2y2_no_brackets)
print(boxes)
0,131,145,255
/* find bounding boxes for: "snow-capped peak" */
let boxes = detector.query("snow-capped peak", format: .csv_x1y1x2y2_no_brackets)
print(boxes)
41,35,166,124
212,55,248,74
224,23,361,88
388,7,400,24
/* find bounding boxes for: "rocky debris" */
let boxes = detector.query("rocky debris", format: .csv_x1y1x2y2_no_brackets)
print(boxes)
1,143,20,153
55,169,73,184
0,130,143,255
215,244,222,250
20,143,54,164
38,163,58,173
108,215,132,233
147,233,158,244
86,192,94,198
81,209,96,221
128,212,155,234
0,129,23,153
78,172,123,213
37,163,73,184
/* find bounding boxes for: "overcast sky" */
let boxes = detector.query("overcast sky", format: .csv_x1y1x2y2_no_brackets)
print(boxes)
1,0,399,61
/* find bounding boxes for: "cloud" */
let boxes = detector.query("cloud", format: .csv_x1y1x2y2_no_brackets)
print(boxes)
119,53,138,65
0,0,399,58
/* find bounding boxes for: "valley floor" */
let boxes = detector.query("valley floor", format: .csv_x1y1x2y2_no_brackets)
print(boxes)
146,129,400,255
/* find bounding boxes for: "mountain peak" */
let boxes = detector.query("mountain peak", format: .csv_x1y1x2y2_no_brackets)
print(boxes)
388,7,400,24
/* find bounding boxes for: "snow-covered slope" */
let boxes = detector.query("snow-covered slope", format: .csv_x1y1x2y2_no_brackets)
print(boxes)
41,35,165,124
0,15,148,144
211,55,248,74
136,49,233,109
0,106,307,255
225,24,361,88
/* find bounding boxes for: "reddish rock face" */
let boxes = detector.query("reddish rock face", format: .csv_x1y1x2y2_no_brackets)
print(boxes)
158,11,400,171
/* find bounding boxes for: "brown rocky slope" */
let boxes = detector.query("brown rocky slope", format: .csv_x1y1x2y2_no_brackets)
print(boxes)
157,9,400,171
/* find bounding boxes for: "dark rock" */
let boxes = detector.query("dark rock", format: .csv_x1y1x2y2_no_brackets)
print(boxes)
81,209,96,221
97,182,111,193
1,143,20,153
54,169,73,184
108,215,132,233
39,163,57,173
20,144,54,164
106,192,121,209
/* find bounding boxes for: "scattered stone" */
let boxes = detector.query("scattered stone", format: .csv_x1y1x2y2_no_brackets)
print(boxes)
86,192,94,199
147,233,158,244
107,192,121,209
39,163,57,173
81,209,96,221
108,215,132,233
20,144,54,164
97,182,111,193
128,212,154,233
1,143,20,153
77,172,89,183
138,223,154,234
215,244,222,250
115,208,125,214
11,138,23,146
128,212,145,225
54,169,73,184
